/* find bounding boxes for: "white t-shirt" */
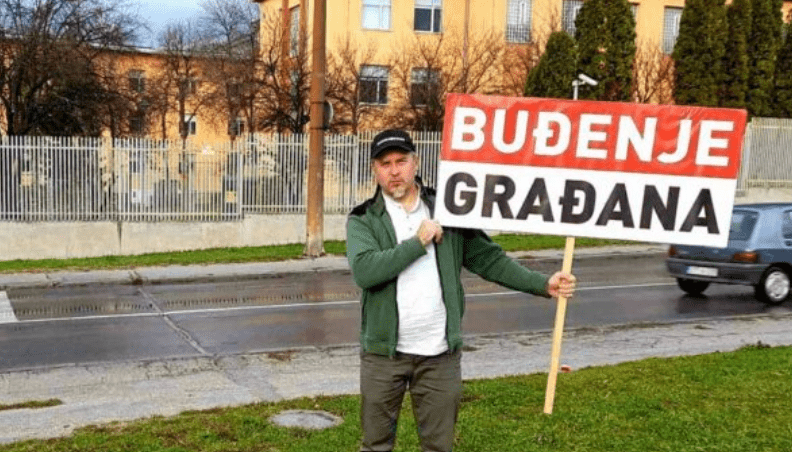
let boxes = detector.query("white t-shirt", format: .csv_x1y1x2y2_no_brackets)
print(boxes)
383,193,448,356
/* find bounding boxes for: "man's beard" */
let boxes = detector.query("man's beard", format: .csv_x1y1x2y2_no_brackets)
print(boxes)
388,184,408,200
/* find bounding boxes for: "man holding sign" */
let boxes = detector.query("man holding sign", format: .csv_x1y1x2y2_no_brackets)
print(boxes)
347,129,576,452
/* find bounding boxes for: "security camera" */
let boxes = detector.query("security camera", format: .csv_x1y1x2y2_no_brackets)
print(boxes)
577,73,598,86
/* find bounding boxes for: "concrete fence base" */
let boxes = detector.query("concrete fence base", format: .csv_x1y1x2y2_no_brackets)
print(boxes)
1,188,791,262
0,214,349,261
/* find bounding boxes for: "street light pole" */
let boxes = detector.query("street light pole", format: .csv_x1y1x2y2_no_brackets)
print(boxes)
305,0,327,257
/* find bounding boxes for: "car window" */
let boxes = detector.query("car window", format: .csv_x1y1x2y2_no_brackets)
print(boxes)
729,210,758,241
783,210,792,240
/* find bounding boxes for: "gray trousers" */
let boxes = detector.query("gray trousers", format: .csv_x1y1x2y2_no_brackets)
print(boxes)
359,350,462,452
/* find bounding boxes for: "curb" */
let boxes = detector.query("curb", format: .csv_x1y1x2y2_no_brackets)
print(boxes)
0,245,668,290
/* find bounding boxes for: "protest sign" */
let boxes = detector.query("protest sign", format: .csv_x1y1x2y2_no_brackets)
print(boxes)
436,93,747,414
436,94,747,248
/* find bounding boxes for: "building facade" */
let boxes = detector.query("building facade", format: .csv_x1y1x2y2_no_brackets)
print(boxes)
256,0,792,130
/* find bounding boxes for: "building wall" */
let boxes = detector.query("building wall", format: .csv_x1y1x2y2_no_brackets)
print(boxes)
258,0,792,106
97,48,234,144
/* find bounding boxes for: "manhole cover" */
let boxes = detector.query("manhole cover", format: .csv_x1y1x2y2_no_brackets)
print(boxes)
270,410,343,430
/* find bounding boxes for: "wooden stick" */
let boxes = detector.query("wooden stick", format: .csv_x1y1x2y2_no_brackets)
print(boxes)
543,236,576,414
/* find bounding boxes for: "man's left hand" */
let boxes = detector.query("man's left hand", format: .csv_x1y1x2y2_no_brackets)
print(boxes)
547,272,577,299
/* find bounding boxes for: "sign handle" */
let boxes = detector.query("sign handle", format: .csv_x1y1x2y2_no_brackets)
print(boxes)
543,236,575,414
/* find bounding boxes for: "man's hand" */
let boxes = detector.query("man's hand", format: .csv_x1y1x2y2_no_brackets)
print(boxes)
416,220,443,246
546,271,576,299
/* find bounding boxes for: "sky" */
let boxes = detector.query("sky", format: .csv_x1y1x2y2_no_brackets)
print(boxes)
134,0,206,48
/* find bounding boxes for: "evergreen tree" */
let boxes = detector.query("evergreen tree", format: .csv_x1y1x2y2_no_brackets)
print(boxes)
574,0,636,101
672,0,728,107
773,22,792,117
720,0,751,109
746,0,783,117
524,31,577,99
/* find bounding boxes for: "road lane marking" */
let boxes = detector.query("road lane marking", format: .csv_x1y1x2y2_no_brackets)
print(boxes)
12,300,360,324
7,283,678,324
0,291,19,324
466,282,676,298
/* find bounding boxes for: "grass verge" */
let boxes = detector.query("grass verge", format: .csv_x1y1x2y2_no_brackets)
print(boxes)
0,399,62,412
2,345,789,451
0,235,630,273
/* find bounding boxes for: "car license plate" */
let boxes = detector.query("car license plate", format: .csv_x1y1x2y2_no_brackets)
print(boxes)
686,266,718,277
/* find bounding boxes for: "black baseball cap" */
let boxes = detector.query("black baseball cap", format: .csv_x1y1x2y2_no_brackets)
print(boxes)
370,129,416,159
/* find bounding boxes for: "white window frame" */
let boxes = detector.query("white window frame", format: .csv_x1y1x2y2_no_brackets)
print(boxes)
662,7,683,54
562,0,583,36
506,0,532,43
362,0,391,30
182,114,197,136
414,0,442,33
360,65,389,105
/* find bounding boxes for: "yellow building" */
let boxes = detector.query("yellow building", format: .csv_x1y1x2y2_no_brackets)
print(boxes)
256,0,792,125
96,46,243,144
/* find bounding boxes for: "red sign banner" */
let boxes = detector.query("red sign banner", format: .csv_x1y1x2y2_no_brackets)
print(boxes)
435,94,747,247
441,94,746,178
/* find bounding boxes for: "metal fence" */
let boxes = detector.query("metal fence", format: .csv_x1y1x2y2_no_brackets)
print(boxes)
737,117,792,191
0,120,789,222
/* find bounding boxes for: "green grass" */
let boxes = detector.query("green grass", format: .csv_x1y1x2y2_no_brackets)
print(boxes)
0,399,62,412
2,345,789,451
0,235,629,274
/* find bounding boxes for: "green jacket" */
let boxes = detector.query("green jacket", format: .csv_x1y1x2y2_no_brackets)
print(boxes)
346,183,551,357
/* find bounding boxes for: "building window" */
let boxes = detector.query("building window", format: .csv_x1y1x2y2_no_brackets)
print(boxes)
506,0,532,43
662,7,682,54
360,65,389,104
179,78,198,99
411,68,440,106
562,0,583,36
415,0,441,33
630,2,638,17
129,114,146,136
128,70,146,93
290,6,300,56
181,114,197,136
229,118,245,136
362,0,391,30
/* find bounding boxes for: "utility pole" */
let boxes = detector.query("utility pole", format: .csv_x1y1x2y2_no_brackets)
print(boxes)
305,0,326,257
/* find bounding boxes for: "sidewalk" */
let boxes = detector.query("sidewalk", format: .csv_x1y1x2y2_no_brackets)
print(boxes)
1,244,791,445
0,244,668,290
2,312,791,444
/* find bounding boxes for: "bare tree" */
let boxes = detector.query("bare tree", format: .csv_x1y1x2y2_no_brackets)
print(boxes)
499,43,542,96
153,20,214,147
255,9,311,134
0,0,141,136
198,0,262,140
325,34,379,133
632,39,675,104
386,27,506,131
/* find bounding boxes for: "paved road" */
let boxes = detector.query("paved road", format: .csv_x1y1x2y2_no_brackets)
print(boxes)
1,245,791,444
0,250,779,372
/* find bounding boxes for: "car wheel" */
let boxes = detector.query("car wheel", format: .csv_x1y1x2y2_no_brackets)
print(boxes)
676,278,710,295
755,266,791,305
